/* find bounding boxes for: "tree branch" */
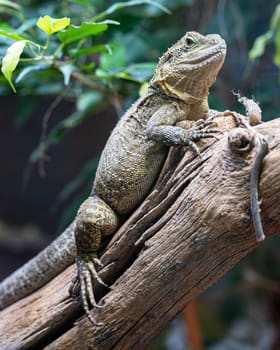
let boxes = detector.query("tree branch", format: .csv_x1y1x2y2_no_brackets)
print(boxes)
1,112,279,350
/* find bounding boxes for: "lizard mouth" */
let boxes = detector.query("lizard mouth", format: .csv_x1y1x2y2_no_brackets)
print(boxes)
183,43,227,67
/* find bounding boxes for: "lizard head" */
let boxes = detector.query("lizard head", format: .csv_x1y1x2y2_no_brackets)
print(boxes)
151,31,227,103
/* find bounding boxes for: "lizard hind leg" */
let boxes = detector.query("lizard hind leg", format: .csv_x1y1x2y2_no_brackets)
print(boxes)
73,195,119,325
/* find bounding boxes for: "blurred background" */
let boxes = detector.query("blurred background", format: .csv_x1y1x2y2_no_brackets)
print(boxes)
0,0,280,349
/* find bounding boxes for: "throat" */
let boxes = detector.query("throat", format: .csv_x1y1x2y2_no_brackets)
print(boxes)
156,78,210,105
187,98,209,120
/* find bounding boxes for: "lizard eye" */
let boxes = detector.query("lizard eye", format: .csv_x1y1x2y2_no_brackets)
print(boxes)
185,37,195,47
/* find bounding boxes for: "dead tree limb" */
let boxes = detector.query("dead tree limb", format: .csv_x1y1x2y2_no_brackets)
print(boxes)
0,112,280,350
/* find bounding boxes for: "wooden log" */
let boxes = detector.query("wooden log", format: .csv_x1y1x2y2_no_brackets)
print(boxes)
0,112,279,350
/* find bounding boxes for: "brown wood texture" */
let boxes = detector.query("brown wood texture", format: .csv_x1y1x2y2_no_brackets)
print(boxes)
0,112,279,350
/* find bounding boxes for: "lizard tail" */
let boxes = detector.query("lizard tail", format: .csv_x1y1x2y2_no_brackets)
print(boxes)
250,133,269,241
0,223,76,310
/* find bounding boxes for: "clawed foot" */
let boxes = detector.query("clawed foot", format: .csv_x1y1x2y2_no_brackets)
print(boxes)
183,119,221,154
69,253,108,326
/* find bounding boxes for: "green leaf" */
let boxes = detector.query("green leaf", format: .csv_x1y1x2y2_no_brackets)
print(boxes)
273,28,280,68
270,4,280,30
126,62,156,81
100,41,127,70
68,0,95,10
92,0,171,21
76,91,103,114
1,40,27,92
114,70,140,82
0,7,22,21
0,0,24,21
111,63,155,83
36,16,70,35
70,44,111,57
0,29,25,41
58,22,108,44
79,62,95,71
0,0,21,10
97,19,120,25
0,23,26,41
139,81,149,96
57,63,76,85
95,68,110,79
249,31,273,61
96,61,155,85
15,63,51,83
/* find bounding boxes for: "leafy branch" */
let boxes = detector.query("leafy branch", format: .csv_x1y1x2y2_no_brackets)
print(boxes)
0,15,114,92
0,0,165,171
0,0,168,93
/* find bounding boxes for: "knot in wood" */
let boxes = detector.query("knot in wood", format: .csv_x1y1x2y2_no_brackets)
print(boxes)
228,128,254,155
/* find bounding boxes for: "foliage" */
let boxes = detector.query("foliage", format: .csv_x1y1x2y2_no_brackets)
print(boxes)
249,3,280,69
0,0,174,165
0,0,170,93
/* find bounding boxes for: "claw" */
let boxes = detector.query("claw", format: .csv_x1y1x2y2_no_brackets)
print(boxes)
69,275,80,298
191,118,205,128
202,128,221,134
88,260,108,288
203,120,218,128
198,130,221,140
85,268,97,305
182,119,222,155
185,139,201,156
93,257,104,268
187,129,221,142
74,253,108,325
190,119,218,130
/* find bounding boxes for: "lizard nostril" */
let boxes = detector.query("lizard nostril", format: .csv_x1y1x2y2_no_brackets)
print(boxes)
207,34,222,44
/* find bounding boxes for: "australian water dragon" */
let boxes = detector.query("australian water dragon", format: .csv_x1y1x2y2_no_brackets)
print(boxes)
0,32,230,324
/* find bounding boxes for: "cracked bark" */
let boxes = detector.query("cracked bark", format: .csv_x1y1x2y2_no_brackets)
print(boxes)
0,112,279,350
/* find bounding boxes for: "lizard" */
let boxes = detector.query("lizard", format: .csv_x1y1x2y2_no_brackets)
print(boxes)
0,31,227,324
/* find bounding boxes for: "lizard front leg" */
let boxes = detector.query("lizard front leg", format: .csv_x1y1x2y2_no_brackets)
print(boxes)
146,104,219,153
73,195,119,325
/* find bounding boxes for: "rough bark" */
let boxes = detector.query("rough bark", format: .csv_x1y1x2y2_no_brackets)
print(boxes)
0,112,279,350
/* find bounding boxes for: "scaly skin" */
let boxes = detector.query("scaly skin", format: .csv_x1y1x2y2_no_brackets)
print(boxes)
0,32,226,323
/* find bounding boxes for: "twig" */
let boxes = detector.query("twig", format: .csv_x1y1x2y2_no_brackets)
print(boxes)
38,95,64,177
